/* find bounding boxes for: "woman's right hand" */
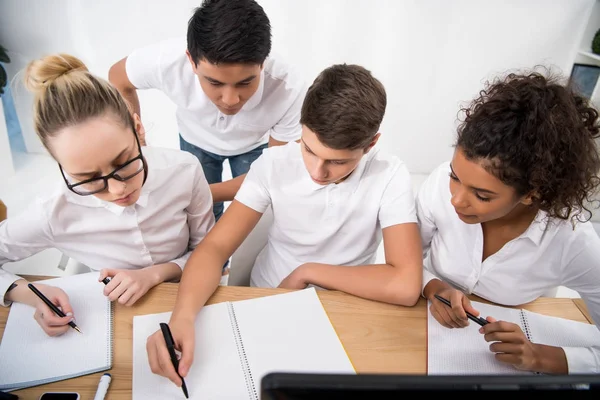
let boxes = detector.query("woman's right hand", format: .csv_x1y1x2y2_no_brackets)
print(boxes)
31,284,76,336
429,287,480,328
146,317,196,386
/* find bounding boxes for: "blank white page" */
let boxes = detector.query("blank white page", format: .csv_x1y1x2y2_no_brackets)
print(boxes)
233,288,355,387
427,300,525,375
132,304,248,400
524,309,600,348
0,272,112,390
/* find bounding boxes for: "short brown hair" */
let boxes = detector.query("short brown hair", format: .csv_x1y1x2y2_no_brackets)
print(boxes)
300,64,386,150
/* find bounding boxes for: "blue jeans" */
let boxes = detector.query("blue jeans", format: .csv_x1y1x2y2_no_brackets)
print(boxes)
179,135,268,221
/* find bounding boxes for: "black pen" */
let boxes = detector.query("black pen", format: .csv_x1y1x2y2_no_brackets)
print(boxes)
102,277,111,285
433,294,489,326
160,322,189,398
27,283,82,333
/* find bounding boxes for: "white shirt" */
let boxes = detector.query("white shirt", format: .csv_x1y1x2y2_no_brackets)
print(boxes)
0,146,215,306
126,37,307,156
417,162,600,373
234,141,417,288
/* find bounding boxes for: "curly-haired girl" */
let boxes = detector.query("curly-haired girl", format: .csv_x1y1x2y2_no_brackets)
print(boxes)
419,69,600,374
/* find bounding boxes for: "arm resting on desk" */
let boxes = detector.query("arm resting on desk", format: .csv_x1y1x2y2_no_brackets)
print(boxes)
280,223,423,306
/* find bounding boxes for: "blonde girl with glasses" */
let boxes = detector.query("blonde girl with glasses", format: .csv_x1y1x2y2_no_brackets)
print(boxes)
0,54,214,336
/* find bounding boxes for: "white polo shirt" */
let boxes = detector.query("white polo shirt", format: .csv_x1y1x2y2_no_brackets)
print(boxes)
0,146,215,306
125,37,307,156
234,141,417,288
417,162,600,373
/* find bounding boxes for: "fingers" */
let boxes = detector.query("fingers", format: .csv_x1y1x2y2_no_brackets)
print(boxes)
429,303,461,328
100,269,119,281
33,309,71,337
462,296,479,317
147,331,182,386
449,291,469,326
177,335,195,377
52,290,74,316
104,274,129,301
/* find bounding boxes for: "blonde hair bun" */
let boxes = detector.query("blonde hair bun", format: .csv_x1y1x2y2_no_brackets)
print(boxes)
24,53,88,95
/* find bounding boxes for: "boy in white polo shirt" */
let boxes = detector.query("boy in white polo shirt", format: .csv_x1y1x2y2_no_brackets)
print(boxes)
145,63,423,385
109,0,306,221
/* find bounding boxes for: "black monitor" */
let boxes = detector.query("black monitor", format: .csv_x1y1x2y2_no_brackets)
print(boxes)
260,372,600,399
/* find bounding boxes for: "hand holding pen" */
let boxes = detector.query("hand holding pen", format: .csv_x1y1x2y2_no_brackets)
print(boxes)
430,289,487,328
27,283,81,336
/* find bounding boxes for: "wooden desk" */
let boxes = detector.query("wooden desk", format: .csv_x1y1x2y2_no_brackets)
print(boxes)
1,282,591,400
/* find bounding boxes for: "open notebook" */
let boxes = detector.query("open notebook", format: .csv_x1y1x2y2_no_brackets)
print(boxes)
0,272,113,390
428,300,600,374
132,288,355,399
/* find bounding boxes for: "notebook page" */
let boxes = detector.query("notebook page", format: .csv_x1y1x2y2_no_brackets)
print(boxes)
232,288,355,387
523,309,600,348
0,272,112,390
132,304,249,400
428,300,524,374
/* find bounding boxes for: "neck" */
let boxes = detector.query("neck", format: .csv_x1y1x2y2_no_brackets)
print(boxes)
484,203,539,230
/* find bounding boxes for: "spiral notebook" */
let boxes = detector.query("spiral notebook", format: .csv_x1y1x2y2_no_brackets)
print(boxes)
0,272,113,390
428,300,600,374
132,288,355,399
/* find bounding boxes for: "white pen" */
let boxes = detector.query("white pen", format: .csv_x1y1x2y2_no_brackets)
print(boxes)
93,373,112,400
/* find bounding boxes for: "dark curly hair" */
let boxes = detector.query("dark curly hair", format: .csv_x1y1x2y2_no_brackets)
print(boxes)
455,69,600,224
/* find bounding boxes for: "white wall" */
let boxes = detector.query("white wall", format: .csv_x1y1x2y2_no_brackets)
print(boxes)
0,0,594,175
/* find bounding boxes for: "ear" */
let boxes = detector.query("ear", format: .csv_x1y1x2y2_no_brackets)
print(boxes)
520,190,538,206
363,133,381,154
186,50,199,74
133,113,147,146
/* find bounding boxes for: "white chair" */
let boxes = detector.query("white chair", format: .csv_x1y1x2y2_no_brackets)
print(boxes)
228,205,273,287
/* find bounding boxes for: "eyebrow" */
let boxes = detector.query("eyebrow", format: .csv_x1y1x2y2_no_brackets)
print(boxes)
301,139,353,162
204,74,257,85
449,163,498,195
70,147,131,177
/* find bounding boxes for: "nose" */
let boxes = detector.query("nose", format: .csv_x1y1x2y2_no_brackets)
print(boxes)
312,160,328,181
107,178,127,196
221,87,240,107
450,187,469,209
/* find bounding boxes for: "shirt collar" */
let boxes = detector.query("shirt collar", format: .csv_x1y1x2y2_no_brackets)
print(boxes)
519,211,548,246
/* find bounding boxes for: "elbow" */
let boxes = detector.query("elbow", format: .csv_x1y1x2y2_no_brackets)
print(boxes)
383,271,422,307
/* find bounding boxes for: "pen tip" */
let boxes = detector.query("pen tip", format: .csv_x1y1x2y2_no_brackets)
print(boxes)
75,327,82,333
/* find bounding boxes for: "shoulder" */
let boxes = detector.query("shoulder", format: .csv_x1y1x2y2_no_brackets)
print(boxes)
250,142,302,177
262,141,301,161
143,146,200,173
263,53,307,93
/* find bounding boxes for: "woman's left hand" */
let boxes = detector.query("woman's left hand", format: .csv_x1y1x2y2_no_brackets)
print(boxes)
99,268,158,306
480,316,540,371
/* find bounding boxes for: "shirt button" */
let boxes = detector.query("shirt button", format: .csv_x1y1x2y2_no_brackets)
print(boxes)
219,116,224,121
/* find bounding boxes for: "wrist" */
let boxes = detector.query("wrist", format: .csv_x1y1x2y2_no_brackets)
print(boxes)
423,279,447,300
296,263,316,285
531,344,568,374
6,279,35,306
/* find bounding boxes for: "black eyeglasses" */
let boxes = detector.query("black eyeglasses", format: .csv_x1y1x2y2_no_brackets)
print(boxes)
59,129,147,196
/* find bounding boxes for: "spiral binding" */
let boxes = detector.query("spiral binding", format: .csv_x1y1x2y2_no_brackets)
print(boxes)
107,299,114,367
227,302,258,400
519,310,533,342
